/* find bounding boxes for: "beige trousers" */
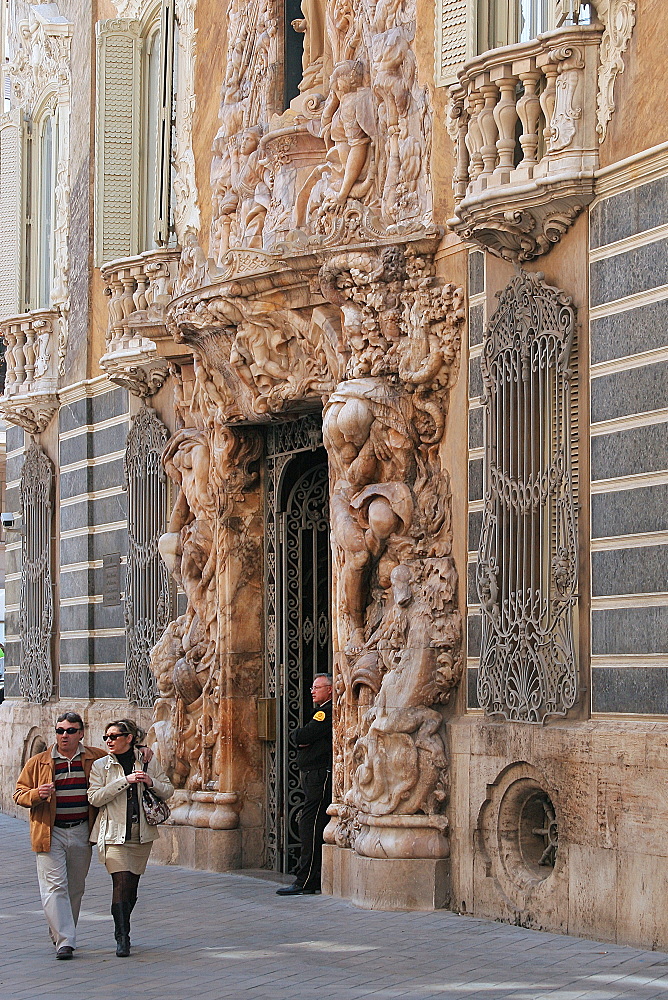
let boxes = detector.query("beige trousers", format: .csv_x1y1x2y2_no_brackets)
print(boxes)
36,822,92,950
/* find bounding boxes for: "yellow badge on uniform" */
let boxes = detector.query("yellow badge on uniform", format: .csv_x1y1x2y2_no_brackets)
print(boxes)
313,711,326,721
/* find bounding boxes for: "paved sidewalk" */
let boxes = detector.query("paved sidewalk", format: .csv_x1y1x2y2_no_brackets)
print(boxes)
2,812,668,1000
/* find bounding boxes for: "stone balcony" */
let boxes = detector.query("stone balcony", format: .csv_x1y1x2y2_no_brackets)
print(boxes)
100,247,183,397
447,24,604,261
0,308,61,433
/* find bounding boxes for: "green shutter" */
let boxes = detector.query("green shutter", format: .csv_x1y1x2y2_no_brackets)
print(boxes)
0,110,23,318
435,0,472,87
155,0,175,246
95,18,142,265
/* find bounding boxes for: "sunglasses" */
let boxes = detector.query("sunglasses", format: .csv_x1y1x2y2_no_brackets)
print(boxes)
104,732,128,741
55,727,82,735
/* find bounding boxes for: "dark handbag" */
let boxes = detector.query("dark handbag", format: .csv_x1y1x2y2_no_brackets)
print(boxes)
142,785,170,825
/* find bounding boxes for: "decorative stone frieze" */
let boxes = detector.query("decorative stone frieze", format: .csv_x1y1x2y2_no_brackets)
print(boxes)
100,248,181,396
209,0,435,260
0,309,61,433
447,25,603,260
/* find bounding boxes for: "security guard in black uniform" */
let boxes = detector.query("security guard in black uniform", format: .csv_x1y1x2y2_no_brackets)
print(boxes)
277,673,333,896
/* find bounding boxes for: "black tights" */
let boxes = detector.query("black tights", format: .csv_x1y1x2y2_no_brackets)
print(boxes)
111,871,141,909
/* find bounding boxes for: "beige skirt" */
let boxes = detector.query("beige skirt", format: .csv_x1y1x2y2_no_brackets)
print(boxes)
103,822,152,875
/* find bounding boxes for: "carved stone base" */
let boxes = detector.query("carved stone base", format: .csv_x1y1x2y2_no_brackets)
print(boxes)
354,813,450,860
322,845,451,911
151,824,242,872
166,789,241,828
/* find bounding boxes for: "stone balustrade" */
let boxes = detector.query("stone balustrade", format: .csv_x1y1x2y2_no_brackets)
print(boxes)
100,247,181,397
0,308,60,433
447,24,603,261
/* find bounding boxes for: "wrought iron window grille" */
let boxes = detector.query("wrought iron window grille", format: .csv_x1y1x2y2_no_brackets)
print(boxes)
476,270,578,723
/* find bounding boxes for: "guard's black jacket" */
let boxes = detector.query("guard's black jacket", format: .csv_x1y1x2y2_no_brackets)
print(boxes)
289,700,332,771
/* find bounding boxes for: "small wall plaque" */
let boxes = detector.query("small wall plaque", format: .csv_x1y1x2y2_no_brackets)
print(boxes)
102,553,121,606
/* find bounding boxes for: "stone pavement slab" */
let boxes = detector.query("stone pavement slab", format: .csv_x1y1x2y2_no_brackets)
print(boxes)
2,811,668,1000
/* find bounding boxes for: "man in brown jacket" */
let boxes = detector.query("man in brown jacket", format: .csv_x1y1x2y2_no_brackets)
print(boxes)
14,711,106,959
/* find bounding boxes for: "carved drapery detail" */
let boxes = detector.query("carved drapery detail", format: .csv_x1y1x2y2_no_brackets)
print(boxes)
476,272,578,724
19,443,54,704
124,406,172,707
447,25,602,260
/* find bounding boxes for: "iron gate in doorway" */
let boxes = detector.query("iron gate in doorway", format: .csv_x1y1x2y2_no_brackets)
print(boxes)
264,415,331,872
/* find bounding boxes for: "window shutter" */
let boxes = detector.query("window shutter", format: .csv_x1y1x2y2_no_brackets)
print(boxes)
95,18,142,265
435,0,471,87
155,0,175,246
0,111,23,318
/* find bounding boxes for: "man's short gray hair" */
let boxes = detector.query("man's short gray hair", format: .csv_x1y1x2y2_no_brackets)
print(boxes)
313,673,333,684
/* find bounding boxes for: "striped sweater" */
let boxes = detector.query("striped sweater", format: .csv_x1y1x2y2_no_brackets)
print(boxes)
53,752,89,824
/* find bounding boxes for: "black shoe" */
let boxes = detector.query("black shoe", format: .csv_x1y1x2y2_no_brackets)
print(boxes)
276,882,306,895
276,882,320,896
56,946,74,960
115,934,131,958
111,902,132,956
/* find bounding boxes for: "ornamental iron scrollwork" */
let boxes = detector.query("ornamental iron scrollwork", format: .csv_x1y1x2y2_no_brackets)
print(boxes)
124,406,172,707
476,271,578,723
19,443,54,704
263,414,328,871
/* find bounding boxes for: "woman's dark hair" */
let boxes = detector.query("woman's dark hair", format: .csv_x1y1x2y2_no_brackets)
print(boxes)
104,718,146,747
56,711,84,729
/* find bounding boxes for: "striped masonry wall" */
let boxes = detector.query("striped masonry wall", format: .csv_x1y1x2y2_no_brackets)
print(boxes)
588,169,668,715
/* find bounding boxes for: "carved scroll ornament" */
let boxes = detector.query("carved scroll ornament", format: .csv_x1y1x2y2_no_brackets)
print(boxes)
168,268,337,420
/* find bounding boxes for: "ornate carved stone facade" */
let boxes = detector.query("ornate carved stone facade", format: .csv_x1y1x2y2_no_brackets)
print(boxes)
1,0,668,951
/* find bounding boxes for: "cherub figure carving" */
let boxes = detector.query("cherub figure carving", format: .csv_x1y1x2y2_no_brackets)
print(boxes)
320,59,376,209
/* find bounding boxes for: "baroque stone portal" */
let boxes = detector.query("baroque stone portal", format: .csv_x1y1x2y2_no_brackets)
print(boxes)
149,0,466,868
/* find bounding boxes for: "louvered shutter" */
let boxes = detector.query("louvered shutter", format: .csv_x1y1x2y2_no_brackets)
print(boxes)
154,0,175,246
0,110,23,318
435,0,472,87
95,18,142,265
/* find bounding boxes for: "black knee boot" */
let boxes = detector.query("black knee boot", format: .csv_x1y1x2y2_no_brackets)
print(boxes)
111,902,131,957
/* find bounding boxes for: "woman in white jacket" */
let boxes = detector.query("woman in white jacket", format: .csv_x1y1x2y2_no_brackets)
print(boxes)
88,718,173,957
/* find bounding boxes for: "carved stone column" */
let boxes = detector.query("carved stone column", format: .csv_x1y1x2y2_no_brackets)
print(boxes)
149,421,264,870
316,247,466,907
